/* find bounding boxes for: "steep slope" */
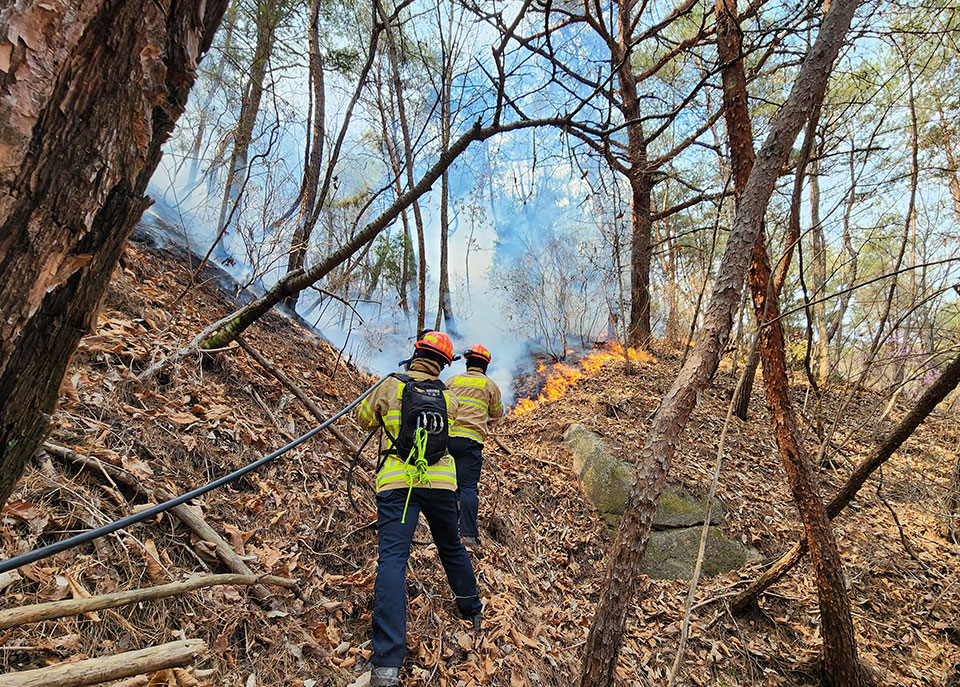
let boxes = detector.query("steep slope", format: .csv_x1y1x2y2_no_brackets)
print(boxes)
0,238,958,687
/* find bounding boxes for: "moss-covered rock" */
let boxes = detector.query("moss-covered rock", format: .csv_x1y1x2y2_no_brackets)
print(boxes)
563,422,749,579
654,486,726,529
563,424,633,515
640,526,749,580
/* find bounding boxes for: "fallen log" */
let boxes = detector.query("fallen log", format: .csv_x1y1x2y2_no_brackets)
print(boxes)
43,443,278,600
0,573,295,631
0,638,204,687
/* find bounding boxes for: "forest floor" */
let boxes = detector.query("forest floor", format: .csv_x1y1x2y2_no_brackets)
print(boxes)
1,238,959,687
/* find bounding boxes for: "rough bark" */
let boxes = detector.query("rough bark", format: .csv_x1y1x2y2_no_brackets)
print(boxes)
578,2,860,684
615,0,653,346
718,2,861,680
748,232,863,685
716,0,759,421
731,350,960,612
0,0,228,510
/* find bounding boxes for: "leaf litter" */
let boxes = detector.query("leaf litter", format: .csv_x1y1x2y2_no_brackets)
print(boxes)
0,237,958,686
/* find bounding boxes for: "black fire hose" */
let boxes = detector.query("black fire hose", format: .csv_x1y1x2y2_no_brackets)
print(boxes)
0,376,390,575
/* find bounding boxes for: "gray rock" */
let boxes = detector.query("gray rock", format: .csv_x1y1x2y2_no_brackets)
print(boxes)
653,486,726,529
563,423,749,579
563,424,633,515
640,526,750,580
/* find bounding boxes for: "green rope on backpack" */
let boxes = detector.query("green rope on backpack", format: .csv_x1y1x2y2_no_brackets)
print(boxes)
400,426,431,524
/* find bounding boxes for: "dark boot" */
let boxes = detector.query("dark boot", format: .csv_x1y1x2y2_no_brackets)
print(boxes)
370,666,401,687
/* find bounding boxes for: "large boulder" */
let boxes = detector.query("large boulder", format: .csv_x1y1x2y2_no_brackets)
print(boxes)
564,424,633,516
562,423,750,580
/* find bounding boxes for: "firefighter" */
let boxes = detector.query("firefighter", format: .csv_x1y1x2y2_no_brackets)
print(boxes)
447,344,504,547
354,331,482,687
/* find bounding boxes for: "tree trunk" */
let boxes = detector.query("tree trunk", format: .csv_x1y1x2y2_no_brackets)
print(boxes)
717,0,759,421
937,96,960,222
808,151,831,383
283,0,325,310
749,232,863,685
435,10,456,333
0,0,228,509
216,0,278,245
717,3,861,680
731,91,820,418
378,0,428,332
578,2,859,684
827,144,858,366
614,1,653,346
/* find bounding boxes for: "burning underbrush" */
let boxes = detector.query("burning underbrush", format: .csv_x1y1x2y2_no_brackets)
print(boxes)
0,238,958,687
512,344,657,416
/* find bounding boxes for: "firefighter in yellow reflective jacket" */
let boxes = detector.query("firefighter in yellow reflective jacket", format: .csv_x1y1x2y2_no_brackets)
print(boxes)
354,331,482,687
446,344,504,546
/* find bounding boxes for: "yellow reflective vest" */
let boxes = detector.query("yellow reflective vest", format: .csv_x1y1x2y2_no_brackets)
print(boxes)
446,368,504,445
354,359,459,493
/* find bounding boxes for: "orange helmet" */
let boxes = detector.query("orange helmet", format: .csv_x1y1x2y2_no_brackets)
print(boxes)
464,343,491,364
415,331,454,364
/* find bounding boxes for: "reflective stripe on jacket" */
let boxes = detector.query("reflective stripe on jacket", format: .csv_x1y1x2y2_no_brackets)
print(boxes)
354,358,459,493
446,368,504,445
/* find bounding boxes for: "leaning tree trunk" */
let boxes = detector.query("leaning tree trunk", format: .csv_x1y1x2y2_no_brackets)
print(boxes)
0,0,228,509
577,2,860,684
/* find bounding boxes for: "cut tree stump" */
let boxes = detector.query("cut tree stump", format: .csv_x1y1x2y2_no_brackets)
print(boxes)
0,638,204,687
0,573,295,630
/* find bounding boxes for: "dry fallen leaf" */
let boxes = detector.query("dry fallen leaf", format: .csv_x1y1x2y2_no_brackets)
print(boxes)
142,539,166,582
38,575,70,602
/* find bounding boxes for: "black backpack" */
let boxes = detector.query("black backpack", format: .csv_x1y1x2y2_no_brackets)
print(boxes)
381,374,449,465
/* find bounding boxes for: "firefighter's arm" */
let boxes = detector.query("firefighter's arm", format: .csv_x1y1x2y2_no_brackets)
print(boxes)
488,382,505,421
355,378,388,430
445,391,460,428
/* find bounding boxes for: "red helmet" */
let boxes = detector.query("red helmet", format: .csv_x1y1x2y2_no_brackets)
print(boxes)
464,343,491,364
415,331,454,364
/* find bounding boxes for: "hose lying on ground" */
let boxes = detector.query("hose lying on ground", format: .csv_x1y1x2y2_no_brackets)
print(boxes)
0,376,390,575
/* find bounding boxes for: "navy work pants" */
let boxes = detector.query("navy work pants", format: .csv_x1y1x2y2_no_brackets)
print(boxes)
372,488,482,668
449,437,484,538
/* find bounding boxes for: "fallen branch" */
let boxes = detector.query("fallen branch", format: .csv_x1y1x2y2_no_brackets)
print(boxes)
236,337,376,485
730,351,960,614
0,638,205,687
0,573,295,630
43,442,279,601
490,435,514,456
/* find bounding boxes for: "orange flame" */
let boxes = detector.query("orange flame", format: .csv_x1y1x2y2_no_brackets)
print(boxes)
512,343,656,416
